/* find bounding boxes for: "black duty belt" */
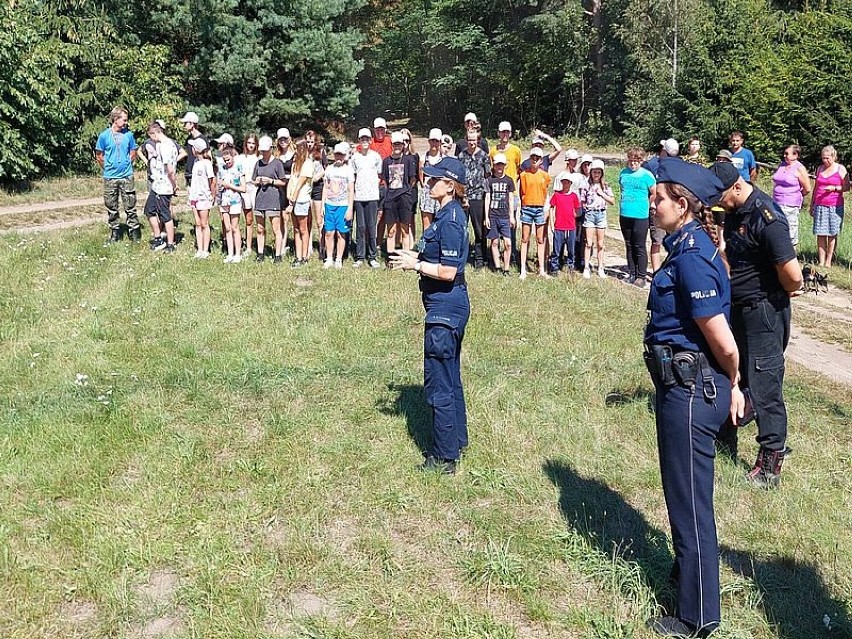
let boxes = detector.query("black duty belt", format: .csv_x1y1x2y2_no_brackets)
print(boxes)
419,272,466,293
643,344,717,400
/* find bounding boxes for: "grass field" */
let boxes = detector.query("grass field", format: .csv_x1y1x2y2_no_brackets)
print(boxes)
1,226,850,639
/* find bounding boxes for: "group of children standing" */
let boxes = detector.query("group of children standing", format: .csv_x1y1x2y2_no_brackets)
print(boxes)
141,112,620,276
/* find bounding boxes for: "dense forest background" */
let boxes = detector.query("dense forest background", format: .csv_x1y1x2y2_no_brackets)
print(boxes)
1,0,850,182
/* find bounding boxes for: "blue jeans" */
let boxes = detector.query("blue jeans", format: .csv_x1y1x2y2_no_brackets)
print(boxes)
549,229,576,272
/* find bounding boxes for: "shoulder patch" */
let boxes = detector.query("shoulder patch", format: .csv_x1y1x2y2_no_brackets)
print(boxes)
760,205,776,223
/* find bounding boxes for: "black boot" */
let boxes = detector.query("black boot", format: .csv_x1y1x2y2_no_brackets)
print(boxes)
106,228,122,244
746,447,784,488
128,227,142,242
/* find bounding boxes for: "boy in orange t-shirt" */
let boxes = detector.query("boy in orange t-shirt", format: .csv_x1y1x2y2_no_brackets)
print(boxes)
518,148,552,279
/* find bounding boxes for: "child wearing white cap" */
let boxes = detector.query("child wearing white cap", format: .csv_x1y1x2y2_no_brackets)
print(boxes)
177,111,207,189
187,138,217,258
350,128,383,267
419,128,446,226
546,172,581,274
454,112,489,156
484,153,516,274
322,142,356,268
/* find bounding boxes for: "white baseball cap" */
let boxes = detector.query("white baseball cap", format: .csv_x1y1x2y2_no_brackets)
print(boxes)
492,153,508,165
358,128,372,139
189,138,208,152
532,137,546,146
590,159,606,171
180,111,199,124
565,149,580,160
529,147,544,157
154,119,167,130
333,141,350,155
258,136,273,151
464,112,478,123
276,127,290,140
373,117,387,129
391,131,405,144
661,137,680,155
556,171,575,184
428,128,443,141
580,153,593,165
498,121,512,132
215,133,234,145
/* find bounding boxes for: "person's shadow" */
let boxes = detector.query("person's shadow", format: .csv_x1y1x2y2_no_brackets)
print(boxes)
720,546,852,638
542,459,676,612
377,383,431,455
543,460,852,638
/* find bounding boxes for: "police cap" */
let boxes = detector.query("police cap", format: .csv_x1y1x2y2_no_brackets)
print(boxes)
709,161,740,190
423,157,467,184
655,157,725,206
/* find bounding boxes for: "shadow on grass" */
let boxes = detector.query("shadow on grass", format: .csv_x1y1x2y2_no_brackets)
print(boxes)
720,546,852,639
605,388,655,414
542,459,675,610
378,383,431,455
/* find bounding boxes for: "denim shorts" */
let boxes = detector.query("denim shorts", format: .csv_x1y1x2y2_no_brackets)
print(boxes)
520,206,546,226
583,208,607,229
293,200,310,217
487,216,512,240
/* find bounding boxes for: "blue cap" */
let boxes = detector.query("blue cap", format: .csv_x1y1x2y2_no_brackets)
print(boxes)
655,157,724,206
422,157,466,184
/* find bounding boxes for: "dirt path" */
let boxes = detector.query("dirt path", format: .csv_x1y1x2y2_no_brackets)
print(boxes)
4,138,852,386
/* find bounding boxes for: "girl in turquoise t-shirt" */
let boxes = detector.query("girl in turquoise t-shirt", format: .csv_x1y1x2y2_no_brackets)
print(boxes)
619,147,657,286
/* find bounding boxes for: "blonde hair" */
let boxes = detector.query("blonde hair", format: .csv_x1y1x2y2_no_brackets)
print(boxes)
822,145,838,161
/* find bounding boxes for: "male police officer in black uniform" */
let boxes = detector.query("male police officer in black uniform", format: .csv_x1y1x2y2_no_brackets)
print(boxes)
710,162,803,488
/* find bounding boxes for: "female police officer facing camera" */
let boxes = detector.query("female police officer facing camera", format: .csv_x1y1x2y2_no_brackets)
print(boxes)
644,158,745,638
390,157,470,475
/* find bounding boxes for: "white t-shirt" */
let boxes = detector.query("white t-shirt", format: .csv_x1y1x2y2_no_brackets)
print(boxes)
323,163,354,206
287,159,314,203
350,150,382,202
238,153,259,187
150,137,178,196
217,161,244,207
189,158,215,202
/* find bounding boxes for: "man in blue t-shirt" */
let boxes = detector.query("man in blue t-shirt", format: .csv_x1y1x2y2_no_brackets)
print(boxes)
728,130,757,183
94,106,139,243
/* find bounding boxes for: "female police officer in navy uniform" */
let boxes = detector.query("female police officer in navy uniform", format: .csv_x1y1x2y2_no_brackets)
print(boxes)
390,157,470,475
643,158,745,638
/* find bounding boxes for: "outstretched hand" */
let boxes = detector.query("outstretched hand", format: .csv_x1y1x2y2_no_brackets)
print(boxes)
389,249,419,271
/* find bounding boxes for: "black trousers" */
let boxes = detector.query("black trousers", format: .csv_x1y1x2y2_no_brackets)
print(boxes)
720,298,791,451
467,199,486,266
620,215,649,278
355,200,378,261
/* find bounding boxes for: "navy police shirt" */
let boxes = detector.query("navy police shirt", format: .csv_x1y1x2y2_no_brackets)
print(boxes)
645,219,730,353
418,199,468,293
722,186,795,305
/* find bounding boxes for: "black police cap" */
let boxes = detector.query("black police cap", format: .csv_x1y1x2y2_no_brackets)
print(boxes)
709,161,741,190
655,157,725,206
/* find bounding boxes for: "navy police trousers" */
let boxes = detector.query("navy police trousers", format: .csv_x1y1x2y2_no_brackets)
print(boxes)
654,366,730,633
422,286,470,461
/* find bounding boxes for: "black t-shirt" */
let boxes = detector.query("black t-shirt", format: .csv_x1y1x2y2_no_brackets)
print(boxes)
455,138,489,157
381,153,418,200
252,157,286,212
485,175,515,218
184,133,208,178
723,187,796,304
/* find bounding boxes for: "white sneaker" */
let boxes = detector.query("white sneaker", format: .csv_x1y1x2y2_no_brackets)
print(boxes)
232,255,242,263
598,267,606,278
583,267,591,279
352,260,363,268
194,250,204,259
369,260,381,269
323,259,334,269
519,271,527,280
334,260,343,269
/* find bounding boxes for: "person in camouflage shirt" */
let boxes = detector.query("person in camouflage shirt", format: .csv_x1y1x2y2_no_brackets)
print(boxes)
458,130,492,268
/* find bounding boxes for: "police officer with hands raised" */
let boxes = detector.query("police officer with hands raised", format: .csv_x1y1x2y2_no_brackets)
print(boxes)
390,157,471,475
709,161,803,488
643,158,744,639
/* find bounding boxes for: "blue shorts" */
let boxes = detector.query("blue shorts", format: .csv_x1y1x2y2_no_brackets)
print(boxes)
520,206,545,226
487,216,512,240
583,208,607,229
324,204,351,234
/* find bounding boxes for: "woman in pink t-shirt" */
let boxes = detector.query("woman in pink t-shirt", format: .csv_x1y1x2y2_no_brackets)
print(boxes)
810,145,849,267
771,144,811,247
